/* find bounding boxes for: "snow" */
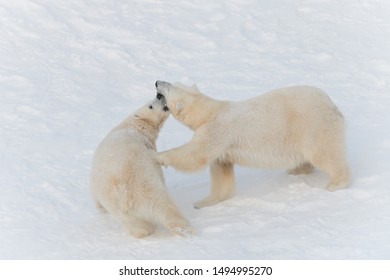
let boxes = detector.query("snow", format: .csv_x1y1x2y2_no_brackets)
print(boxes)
1,0,390,259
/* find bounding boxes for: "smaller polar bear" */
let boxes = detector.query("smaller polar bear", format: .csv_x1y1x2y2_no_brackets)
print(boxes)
155,81,350,209
90,97,192,238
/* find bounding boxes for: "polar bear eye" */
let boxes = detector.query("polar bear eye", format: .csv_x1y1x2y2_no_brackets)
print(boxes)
149,105,153,109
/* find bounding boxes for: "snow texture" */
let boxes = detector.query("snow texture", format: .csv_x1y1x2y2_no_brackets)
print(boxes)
1,0,390,259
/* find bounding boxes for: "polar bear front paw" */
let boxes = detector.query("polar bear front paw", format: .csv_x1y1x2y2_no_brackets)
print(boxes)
157,152,170,167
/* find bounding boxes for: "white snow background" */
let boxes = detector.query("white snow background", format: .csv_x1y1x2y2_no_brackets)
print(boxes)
1,0,390,259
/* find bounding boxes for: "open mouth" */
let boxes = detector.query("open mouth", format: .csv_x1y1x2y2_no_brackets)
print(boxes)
157,93,169,111
156,92,164,100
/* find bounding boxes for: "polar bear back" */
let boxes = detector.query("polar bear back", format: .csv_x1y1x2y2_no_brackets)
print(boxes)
209,86,344,169
91,128,165,209
224,86,337,120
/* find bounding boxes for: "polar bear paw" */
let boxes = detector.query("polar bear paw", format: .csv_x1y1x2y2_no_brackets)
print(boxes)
325,183,348,192
157,152,170,167
168,224,195,237
194,196,222,209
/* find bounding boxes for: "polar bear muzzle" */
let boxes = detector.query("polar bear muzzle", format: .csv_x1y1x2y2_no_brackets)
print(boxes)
155,80,172,111
156,93,169,111
156,94,169,111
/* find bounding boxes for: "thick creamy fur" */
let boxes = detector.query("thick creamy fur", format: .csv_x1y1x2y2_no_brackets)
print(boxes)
156,81,350,208
90,98,192,237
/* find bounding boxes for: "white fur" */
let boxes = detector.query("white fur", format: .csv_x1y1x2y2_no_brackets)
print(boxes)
90,98,192,237
156,81,350,208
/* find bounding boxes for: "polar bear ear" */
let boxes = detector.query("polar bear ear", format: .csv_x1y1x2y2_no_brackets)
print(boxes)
190,84,200,92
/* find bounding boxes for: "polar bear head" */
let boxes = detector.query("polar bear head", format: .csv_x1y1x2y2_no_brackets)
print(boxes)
133,97,170,133
155,80,208,130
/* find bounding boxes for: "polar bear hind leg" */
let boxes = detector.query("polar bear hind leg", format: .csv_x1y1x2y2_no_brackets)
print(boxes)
106,203,156,238
108,210,156,238
308,135,350,191
122,215,156,238
194,161,235,209
152,193,194,236
313,157,350,191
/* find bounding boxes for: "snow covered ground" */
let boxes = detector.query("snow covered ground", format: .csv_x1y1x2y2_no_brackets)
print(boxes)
1,0,390,259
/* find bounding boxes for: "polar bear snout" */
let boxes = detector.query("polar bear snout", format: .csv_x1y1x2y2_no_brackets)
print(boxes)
155,80,171,96
150,97,169,113
155,80,171,88
156,94,169,111
155,81,172,111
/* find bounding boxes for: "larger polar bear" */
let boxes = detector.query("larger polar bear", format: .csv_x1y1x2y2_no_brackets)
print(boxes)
155,81,350,209
90,97,192,237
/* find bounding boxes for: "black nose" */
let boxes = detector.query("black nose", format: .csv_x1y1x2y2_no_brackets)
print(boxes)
155,81,158,88
156,93,163,100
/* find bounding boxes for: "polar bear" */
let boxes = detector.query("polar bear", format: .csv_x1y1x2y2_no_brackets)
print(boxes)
155,81,350,209
90,97,192,237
